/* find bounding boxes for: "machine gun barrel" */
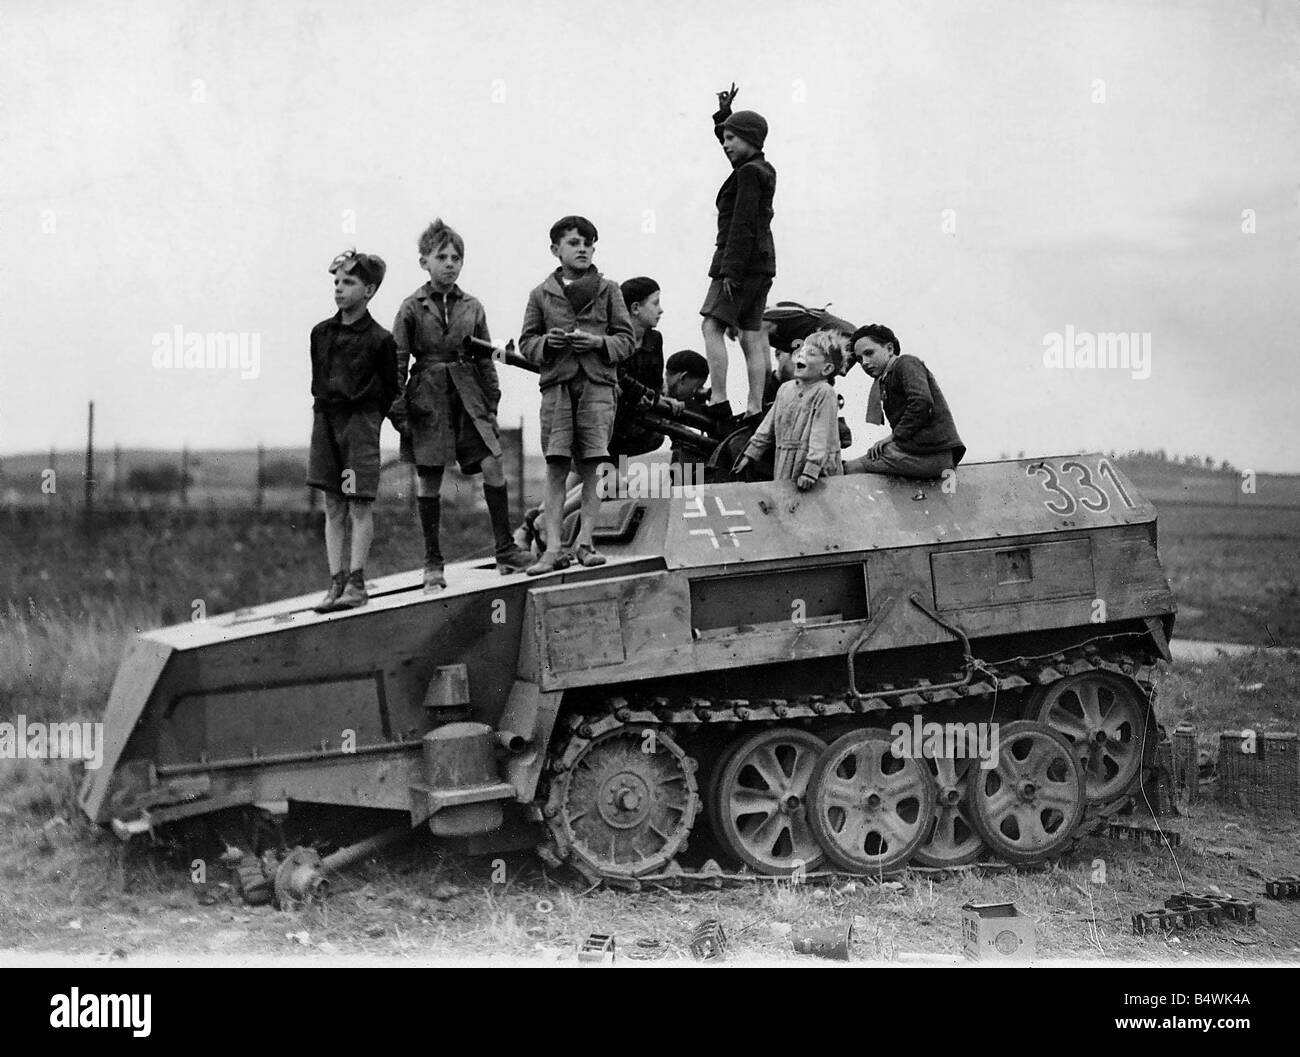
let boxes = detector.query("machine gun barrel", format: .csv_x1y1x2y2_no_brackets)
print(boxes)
463,335,537,374
470,335,719,439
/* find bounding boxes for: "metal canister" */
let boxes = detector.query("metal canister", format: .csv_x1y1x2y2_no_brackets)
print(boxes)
792,923,853,960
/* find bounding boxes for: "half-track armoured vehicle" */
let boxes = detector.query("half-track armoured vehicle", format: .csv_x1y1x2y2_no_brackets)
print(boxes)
80,327,1176,891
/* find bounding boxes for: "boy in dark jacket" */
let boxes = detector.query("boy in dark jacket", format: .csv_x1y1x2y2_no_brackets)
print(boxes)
391,219,533,592
307,250,398,612
701,82,777,420
842,324,965,478
609,275,666,459
519,216,634,574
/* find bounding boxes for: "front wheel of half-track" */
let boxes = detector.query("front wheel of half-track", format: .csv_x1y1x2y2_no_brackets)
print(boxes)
546,726,699,882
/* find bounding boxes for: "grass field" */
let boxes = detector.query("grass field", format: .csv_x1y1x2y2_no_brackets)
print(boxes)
1156,502,1300,648
2,473,1299,963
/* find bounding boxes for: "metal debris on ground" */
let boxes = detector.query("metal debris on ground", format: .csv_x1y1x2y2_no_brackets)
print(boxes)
1132,891,1259,935
1107,821,1181,847
1264,876,1300,899
577,933,615,964
792,923,853,961
689,919,728,961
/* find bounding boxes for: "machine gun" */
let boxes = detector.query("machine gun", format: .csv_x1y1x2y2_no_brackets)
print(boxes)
462,336,749,479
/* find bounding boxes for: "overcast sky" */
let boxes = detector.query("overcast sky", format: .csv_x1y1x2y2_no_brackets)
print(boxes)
3,0,1298,470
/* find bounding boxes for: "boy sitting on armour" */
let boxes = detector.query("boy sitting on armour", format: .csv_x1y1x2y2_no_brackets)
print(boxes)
842,324,965,478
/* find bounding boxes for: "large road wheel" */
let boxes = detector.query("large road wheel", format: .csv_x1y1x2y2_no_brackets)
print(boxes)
1030,672,1148,806
707,727,826,875
968,720,1085,866
808,728,934,874
913,755,985,868
549,726,699,881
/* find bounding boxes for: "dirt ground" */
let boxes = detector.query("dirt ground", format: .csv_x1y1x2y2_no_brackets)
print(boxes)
1,804,1297,966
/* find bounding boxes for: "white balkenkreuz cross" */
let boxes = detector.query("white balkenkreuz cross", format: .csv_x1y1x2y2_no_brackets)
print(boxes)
683,493,753,548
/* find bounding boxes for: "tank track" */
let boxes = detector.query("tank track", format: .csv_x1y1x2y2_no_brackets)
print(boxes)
535,641,1162,889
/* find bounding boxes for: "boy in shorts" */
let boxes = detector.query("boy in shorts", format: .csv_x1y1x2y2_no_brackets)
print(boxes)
519,216,634,574
306,250,398,611
390,218,533,592
701,82,777,421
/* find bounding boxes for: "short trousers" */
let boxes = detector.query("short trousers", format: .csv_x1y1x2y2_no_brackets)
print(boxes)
400,385,491,475
843,441,955,479
699,275,773,332
307,407,383,499
540,374,616,462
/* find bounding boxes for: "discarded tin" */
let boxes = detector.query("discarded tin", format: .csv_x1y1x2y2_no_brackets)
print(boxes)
577,933,615,964
1265,876,1300,899
689,919,728,961
961,902,1034,961
1107,821,1181,847
792,924,853,961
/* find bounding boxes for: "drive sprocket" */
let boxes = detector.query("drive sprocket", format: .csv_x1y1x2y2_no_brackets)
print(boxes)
546,725,700,882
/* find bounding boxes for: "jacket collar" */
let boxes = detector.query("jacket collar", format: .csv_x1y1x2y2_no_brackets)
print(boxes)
418,282,463,307
332,309,373,331
731,151,767,171
544,267,602,294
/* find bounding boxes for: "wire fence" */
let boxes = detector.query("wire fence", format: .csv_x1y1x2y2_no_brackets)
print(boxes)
0,428,531,524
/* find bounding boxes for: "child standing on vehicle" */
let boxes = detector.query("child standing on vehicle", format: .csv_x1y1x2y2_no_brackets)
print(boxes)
306,250,399,612
519,215,634,574
734,330,845,490
701,81,777,422
390,219,533,593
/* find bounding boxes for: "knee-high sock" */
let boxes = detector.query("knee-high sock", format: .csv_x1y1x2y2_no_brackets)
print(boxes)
483,482,514,554
417,496,442,566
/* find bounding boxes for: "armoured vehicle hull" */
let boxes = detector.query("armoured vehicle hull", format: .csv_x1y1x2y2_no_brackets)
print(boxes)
81,454,1175,885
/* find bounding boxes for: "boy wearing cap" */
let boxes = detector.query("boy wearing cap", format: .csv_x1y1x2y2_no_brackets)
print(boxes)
307,250,399,612
390,218,533,593
701,82,777,421
842,324,965,478
734,330,846,490
519,215,635,574
609,276,666,459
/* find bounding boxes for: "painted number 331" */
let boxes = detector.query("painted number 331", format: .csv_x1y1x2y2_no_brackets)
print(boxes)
1026,458,1134,516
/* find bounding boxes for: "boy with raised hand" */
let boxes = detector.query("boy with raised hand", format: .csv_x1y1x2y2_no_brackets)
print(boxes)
307,250,398,612
841,324,965,478
701,81,777,422
519,215,634,574
390,218,533,593
734,330,845,490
